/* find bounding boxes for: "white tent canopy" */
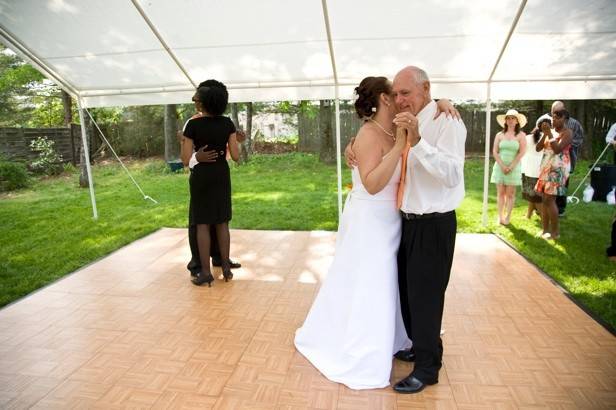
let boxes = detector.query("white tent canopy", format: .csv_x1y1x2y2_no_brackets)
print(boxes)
1,0,615,222
2,0,615,106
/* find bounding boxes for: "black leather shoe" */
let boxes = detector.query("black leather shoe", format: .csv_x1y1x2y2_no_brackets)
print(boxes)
394,348,416,362
187,259,200,276
212,258,241,269
393,375,436,394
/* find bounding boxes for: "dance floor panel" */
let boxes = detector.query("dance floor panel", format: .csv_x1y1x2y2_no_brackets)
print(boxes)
0,229,614,409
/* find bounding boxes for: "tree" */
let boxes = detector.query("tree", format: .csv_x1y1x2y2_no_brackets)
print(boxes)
230,103,244,162
229,102,254,164
245,102,254,159
78,108,92,188
61,90,72,126
164,104,179,161
319,100,335,163
0,45,44,126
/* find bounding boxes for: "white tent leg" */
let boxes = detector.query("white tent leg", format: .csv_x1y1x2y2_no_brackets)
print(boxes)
77,99,98,220
321,0,342,225
334,94,343,224
481,84,492,227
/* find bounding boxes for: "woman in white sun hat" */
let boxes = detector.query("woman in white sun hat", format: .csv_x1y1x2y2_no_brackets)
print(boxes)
490,109,527,225
521,114,553,219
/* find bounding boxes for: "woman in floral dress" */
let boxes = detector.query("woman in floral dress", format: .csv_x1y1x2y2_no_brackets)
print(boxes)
534,109,572,240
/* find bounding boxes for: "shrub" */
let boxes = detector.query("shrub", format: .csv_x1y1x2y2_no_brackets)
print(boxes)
0,160,30,192
62,162,77,174
29,136,63,175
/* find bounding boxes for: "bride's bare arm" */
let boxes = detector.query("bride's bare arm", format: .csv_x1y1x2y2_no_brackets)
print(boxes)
355,127,407,195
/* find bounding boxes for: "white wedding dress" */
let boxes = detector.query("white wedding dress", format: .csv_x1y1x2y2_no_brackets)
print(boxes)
294,160,411,390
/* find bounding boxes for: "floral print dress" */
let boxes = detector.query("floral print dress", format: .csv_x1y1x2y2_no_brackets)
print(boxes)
534,132,571,196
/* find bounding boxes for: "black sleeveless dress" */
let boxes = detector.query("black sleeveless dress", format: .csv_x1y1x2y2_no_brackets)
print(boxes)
184,116,236,224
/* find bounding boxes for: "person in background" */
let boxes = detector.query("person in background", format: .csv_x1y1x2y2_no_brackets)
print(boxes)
605,122,616,164
607,214,616,262
605,122,616,262
521,114,552,219
551,101,584,216
180,80,243,277
534,109,572,240
181,80,242,286
490,109,527,225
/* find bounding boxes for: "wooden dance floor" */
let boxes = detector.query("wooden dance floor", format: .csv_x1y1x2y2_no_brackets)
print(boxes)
0,229,614,409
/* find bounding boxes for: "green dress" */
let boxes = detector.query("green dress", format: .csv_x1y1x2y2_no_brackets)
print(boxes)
491,138,522,186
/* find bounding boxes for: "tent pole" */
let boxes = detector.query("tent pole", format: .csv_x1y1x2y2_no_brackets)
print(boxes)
77,98,98,220
482,84,492,227
334,90,343,221
482,0,525,227
130,0,196,88
321,0,343,224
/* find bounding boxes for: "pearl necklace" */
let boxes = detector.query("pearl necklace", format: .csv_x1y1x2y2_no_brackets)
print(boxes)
369,118,394,138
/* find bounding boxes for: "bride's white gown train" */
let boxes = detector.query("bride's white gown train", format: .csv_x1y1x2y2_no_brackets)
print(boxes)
294,161,411,390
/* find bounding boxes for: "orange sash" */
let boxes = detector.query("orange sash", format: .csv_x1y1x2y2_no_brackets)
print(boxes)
396,141,411,209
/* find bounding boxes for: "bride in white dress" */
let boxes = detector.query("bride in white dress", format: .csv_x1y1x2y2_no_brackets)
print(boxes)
294,76,411,390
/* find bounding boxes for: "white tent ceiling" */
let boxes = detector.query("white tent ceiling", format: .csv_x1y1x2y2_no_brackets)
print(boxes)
1,0,615,107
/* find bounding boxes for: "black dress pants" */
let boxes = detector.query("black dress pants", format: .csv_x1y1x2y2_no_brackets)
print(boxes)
398,211,457,383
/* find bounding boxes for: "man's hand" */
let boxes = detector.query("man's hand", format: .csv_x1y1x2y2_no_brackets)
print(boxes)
434,99,461,120
344,137,358,168
195,145,218,163
236,130,247,144
394,112,420,147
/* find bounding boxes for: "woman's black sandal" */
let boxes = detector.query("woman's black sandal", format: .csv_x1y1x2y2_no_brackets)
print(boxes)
192,271,214,287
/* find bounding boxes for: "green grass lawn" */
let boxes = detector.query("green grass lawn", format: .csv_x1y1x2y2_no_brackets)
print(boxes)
1,154,614,330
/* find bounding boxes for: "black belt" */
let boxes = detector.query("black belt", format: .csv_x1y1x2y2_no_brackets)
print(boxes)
400,210,454,220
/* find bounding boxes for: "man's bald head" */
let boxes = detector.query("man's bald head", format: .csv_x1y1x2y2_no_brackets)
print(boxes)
392,66,431,115
551,100,565,114
395,66,430,87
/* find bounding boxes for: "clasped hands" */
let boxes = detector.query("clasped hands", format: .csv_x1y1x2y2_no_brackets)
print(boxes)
194,130,246,163
393,112,421,148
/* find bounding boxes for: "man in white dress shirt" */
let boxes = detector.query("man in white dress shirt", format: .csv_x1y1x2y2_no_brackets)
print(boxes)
391,66,466,394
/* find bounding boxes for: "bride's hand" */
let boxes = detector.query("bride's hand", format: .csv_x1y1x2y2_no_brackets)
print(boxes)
393,126,408,153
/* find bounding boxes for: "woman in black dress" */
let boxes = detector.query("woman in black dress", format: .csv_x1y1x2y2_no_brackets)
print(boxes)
181,80,241,286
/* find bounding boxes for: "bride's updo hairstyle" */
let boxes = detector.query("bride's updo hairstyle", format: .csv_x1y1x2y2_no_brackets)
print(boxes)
354,76,391,119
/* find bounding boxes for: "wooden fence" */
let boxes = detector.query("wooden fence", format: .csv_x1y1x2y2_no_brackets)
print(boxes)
0,125,83,164
297,107,616,158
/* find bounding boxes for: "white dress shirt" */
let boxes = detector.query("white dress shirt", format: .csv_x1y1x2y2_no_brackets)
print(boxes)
400,100,466,214
606,123,616,144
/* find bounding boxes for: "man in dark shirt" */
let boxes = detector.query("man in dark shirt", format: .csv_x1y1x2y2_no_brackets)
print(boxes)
551,101,584,216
